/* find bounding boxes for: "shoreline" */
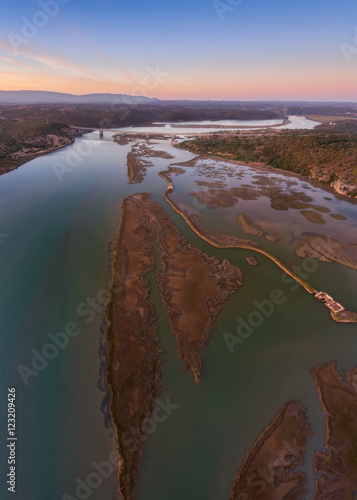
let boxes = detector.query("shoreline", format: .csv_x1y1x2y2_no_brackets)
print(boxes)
148,117,291,130
0,136,76,177
158,169,316,293
312,362,357,497
113,117,294,138
106,195,162,500
175,143,357,201
230,401,312,499
158,164,357,322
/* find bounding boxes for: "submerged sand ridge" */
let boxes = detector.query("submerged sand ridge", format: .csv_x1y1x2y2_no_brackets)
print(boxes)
236,213,279,242
296,233,357,270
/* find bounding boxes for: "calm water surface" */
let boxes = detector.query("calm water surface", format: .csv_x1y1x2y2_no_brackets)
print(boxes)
0,126,356,500
114,115,321,135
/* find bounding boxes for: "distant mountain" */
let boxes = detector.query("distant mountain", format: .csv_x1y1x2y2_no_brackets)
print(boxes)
0,90,157,105
0,91,356,109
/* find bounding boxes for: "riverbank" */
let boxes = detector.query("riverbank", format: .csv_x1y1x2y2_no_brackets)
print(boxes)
176,130,357,198
156,117,291,130
0,126,78,176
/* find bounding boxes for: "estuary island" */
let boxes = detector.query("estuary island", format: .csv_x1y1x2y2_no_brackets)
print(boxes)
230,401,312,500
107,193,243,499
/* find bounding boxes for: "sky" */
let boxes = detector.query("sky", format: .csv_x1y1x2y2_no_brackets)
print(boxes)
0,0,357,101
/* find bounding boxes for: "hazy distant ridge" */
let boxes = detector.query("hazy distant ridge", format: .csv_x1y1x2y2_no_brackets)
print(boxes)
1,91,357,107
0,90,156,105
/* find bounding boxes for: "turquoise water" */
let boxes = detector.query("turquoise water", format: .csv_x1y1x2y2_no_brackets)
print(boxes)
0,131,356,500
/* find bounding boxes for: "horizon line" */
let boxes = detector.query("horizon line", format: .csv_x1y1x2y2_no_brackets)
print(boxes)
0,90,357,104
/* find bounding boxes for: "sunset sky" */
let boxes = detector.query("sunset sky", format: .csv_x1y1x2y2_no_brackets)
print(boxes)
1,0,357,101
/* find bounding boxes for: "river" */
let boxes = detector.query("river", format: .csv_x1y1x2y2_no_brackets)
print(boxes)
0,120,356,499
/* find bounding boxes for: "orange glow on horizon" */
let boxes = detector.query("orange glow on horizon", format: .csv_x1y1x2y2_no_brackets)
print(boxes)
1,69,356,101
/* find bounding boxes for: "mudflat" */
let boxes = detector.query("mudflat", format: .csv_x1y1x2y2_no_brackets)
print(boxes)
108,192,243,498
230,401,312,500
296,233,357,270
312,362,357,498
